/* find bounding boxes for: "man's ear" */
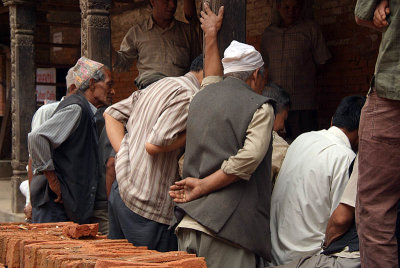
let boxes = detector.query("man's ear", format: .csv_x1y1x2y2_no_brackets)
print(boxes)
253,68,259,81
68,84,77,94
89,78,96,91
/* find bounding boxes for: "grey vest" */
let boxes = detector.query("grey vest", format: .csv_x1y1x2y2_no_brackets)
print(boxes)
177,77,274,261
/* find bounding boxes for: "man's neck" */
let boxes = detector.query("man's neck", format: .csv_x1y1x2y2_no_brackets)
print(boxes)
153,15,173,29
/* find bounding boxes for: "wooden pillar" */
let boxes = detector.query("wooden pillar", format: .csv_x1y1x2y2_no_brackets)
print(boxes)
80,0,112,68
204,0,247,57
2,0,36,213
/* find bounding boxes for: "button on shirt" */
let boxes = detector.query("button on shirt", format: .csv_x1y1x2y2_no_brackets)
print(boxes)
114,16,200,79
270,126,356,265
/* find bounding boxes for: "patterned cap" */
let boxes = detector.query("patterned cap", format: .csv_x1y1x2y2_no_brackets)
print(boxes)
70,57,104,89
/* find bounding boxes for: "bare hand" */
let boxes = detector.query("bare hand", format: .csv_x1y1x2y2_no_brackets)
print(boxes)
373,0,390,28
44,171,63,203
200,3,224,38
169,177,204,203
24,203,32,220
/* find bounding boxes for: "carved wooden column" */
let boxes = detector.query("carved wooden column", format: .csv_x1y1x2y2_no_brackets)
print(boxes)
2,0,36,213
80,0,112,68
204,0,247,57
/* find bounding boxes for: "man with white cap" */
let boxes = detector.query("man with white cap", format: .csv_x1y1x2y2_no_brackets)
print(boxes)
28,57,115,224
169,13,275,268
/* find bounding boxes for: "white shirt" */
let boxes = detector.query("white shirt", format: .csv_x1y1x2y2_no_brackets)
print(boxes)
270,126,356,265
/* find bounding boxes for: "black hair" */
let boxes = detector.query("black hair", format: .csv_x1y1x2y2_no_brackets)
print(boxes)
189,54,204,72
332,95,366,132
262,84,291,112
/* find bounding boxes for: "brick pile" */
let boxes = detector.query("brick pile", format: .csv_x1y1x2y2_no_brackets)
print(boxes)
0,222,206,268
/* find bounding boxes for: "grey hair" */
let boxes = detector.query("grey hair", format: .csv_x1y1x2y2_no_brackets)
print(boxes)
79,68,106,92
224,66,264,81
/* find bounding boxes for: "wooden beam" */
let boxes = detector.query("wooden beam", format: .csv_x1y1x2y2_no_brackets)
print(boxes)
0,6,9,14
36,21,81,28
35,42,80,48
205,0,247,58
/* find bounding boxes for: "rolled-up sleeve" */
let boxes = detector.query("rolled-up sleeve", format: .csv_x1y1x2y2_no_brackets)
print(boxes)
114,27,139,72
221,103,275,180
355,0,379,20
105,91,141,124
28,104,82,174
146,88,191,146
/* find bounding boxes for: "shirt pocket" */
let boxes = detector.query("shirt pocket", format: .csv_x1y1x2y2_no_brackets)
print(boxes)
172,41,190,69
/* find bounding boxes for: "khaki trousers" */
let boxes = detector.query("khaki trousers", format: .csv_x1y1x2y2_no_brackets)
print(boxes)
356,90,400,268
273,254,360,268
177,228,264,268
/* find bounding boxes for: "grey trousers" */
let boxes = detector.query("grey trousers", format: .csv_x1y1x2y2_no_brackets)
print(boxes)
272,254,360,268
177,228,265,268
108,180,177,251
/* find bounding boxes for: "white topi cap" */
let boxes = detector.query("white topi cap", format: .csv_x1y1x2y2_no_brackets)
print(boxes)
222,40,264,75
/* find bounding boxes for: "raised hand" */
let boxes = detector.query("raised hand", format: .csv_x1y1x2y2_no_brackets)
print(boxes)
200,3,224,38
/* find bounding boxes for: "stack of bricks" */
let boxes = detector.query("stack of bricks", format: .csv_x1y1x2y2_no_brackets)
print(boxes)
0,222,206,268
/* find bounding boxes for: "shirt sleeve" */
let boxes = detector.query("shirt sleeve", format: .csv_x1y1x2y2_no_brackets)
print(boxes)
221,103,275,180
28,104,82,174
201,76,223,89
340,155,358,208
105,91,141,124
355,0,379,21
329,154,354,215
311,22,332,65
272,132,289,181
114,27,139,72
146,88,191,146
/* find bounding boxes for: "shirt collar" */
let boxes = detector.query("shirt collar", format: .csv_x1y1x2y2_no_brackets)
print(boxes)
88,101,97,116
327,126,351,149
147,16,176,32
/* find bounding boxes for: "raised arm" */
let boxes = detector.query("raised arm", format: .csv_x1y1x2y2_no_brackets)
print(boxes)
201,3,224,77
184,0,198,22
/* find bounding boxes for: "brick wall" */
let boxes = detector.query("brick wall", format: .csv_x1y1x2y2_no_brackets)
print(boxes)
313,0,379,128
246,0,379,129
0,222,207,267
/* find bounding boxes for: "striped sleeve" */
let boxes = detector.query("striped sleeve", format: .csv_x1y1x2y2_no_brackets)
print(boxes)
146,88,191,146
28,104,82,174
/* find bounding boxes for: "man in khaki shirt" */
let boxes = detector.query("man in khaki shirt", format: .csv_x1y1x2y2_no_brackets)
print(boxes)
113,0,201,89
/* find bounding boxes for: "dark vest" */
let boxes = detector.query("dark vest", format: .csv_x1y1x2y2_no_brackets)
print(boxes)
177,77,274,261
52,93,99,224
322,220,359,255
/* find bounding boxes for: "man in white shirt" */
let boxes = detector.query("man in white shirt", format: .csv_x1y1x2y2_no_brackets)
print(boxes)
270,95,365,265
275,157,361,268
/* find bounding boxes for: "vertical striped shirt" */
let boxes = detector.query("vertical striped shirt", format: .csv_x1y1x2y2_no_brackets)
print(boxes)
105,72,200,225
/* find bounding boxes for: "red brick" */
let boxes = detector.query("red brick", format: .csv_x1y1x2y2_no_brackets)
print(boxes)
62,223,99,239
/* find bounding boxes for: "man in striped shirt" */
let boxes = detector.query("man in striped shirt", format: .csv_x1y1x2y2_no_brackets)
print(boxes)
104,55,203,251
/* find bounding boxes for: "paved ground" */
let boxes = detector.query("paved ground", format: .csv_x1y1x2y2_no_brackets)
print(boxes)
0,178,25,222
